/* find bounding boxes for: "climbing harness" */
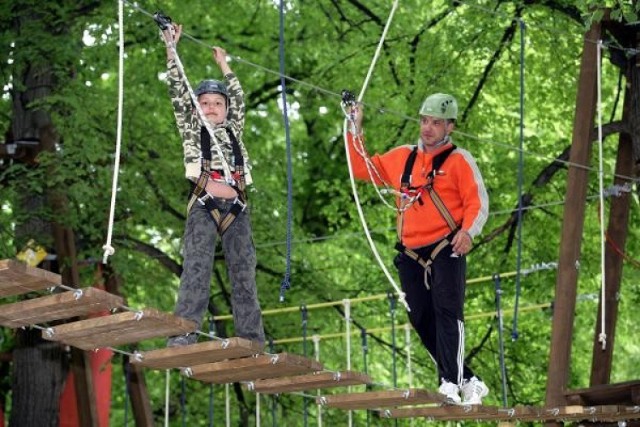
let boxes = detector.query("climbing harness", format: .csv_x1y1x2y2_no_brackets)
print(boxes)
394,144,461,288
186,127,248,236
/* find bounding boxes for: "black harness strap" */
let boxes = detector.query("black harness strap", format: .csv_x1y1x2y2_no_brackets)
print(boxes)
396,144,460,275
186,126,247,236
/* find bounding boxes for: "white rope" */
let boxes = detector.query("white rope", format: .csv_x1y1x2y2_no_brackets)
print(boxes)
225,383,231,427
341,0,408,310
102,0,125,264
160,30,234,183
405,323,414,427
596,40,607,350
256,392,261,427
342,121,408,311
357,0,399,103
343,299,353,427
312,335,323,427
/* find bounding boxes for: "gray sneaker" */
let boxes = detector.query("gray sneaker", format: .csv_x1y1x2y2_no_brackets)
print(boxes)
438,380,461,404
461,376,489,405
167,333,197,347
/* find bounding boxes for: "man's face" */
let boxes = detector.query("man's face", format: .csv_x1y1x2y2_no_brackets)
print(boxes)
198,93,227,125
419,115,454,147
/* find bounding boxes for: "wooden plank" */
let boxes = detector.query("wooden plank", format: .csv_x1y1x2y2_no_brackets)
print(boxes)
0,288,123,328
188,353,323,384
566,380,640,405
250,370,371,394
0,259,61,297
42,308,196,350
317,389,444,410
381,404,500,420
131,337,264,370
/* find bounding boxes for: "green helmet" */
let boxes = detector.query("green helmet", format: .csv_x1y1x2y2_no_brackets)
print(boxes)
419,93,458,120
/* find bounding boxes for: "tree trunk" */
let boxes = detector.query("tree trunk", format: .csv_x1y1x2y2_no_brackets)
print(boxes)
9,329,68,427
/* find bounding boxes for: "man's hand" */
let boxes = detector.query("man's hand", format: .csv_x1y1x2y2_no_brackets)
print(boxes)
348,102,364,134
451,229,473,256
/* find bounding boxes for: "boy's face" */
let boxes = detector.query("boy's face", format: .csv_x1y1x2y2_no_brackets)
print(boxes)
198,93,227,125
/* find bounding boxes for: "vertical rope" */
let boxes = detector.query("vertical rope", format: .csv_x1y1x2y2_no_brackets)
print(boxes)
343,299,353,427
341,0,409,312
405,323,414,427
225,383,230,427
180,376,187,427
208,317,215,427
511,18,526,340
596,39,607,350
102,0,125,264
356,0,399,103
312,335,322,427
360,328,370,427
278,0,294,302
256,392,261,427
124,358,130,426
301,305,309,426
494,274,508,407
164,370,170,427
388,292,398,388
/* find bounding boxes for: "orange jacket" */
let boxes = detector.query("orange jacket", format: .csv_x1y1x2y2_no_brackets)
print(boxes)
347,133,489,249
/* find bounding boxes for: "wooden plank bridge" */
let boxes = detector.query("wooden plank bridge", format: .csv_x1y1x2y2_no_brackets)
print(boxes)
1,259,639,424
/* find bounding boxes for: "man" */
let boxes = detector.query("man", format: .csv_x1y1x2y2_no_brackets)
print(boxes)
347,93,489,404
162,24,265,347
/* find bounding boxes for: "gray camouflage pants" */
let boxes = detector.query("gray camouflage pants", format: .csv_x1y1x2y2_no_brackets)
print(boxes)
175,199,265,343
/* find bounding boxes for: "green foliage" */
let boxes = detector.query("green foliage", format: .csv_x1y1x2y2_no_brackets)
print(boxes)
1,0,639,425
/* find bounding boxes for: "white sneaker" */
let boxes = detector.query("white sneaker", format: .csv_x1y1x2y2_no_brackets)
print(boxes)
461,376,489,405
438,380,461,404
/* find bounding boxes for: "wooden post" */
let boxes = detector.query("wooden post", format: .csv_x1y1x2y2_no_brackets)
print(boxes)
590,46,637,386
545,19,602,408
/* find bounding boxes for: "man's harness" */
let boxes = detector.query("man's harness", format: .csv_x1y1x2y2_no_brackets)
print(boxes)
187,126,247,236
395,145,460,286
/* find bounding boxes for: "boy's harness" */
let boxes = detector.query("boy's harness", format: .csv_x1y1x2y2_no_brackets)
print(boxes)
187,126,248,236
395,144,460,285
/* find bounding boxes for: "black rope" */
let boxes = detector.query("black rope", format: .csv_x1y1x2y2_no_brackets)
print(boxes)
494,273,508,407
278,0,294,303
300,305,309,427
360,327,371,427
208,316,215,427
512,19,526,341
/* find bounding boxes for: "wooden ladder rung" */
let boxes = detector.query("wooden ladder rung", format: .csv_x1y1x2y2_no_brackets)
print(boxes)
132,337,264,370
0,287,123,328
0,259,61,297
41,308,196,350
188,352,323,384
251,370,371,394
382,404,500,420
317,389,444,410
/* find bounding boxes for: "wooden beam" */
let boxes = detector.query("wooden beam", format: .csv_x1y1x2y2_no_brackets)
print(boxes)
41,308,196,350
0,259,61,297
131,337,263,370
125,357,154,427
0,288,123,328
316,389,444,410
566,380,640,405
545,18,602,409
250,371,371,394
590,43,637,387
188,353,322,384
